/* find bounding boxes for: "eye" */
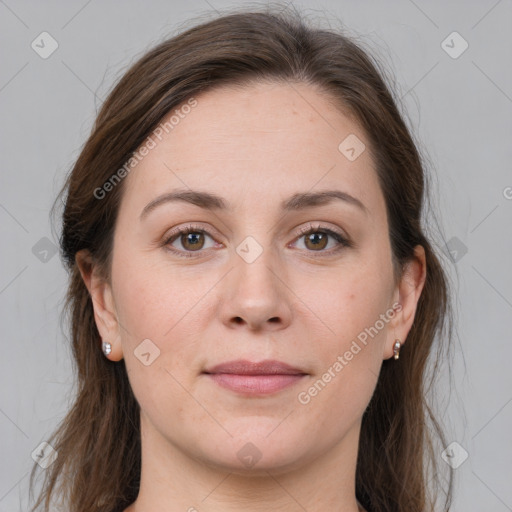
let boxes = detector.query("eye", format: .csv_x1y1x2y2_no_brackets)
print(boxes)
162,222,351,259
291,223,351,254
163,224,220,258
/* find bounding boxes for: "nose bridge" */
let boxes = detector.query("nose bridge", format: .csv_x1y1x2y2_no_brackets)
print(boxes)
233,234,281,302
219,231,292,330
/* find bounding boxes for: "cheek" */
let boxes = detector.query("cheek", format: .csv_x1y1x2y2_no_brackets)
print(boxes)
294,258,392,344
112,255,208,423
293,261,392,406
294,283,388,439
112,249,212,342
111,250,217,392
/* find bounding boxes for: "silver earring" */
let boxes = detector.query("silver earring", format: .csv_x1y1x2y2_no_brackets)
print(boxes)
102,341,112,356
393,339,401,360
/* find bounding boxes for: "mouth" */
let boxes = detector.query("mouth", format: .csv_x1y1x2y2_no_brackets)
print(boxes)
202,359,308,396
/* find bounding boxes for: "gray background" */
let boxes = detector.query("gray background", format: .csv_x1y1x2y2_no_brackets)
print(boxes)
1,0,511,510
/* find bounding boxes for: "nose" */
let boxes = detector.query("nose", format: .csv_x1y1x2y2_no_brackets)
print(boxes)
218,248,293,332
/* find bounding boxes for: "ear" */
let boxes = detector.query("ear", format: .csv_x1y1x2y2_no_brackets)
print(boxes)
75,249,124,361
384,245,427,360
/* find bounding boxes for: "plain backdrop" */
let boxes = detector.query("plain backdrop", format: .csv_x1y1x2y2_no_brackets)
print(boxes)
0,0,511,510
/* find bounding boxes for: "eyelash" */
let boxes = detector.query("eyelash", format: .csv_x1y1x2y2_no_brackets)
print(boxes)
162,222,351,259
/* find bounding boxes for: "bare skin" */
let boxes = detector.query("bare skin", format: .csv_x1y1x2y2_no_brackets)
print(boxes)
77,80,426,512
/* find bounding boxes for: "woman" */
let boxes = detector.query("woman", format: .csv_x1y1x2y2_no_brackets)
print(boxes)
30,7,454,512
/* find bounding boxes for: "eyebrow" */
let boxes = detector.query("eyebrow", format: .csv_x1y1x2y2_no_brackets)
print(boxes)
140,188,368,220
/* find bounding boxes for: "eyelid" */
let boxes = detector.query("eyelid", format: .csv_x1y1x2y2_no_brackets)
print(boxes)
294,221,348,240
163,222,221,243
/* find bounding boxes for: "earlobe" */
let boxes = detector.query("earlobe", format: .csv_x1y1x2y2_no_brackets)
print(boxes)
75,250,123,361
385,245,427,360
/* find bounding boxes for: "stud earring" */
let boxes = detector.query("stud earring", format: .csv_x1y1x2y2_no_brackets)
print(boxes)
393,339,401,360
102,341,112,357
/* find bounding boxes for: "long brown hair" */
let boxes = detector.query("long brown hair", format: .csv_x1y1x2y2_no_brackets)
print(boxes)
29,6,454,511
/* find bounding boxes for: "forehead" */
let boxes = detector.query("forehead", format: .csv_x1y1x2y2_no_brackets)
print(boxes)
120,80,384,219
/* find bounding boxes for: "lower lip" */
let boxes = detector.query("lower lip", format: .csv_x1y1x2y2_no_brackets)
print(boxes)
205,373,306,395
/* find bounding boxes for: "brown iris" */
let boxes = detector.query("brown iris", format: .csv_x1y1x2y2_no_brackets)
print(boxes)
181,232,205,251
304,232,328,251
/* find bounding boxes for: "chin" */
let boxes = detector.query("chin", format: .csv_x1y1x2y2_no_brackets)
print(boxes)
192,427,313,476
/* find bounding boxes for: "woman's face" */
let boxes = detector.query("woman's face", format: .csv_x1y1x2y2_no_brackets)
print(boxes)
87,81,424,475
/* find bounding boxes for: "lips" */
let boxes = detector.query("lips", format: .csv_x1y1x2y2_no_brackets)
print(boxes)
202,359,307,395
203,359,306,376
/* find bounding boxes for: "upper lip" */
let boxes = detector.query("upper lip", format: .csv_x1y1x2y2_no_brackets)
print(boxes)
203,359,307,375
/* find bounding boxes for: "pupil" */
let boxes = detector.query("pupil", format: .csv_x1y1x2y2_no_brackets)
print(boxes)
187,233,200,245
306,232,328,251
